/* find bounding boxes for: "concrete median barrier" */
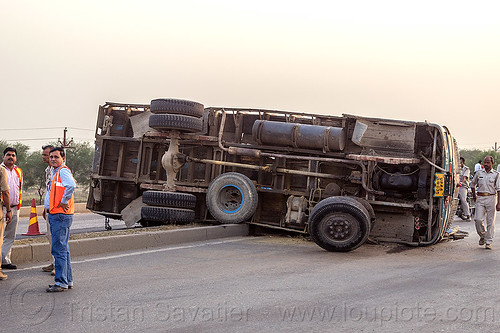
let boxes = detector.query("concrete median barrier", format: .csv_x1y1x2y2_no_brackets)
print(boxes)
11,224,249,266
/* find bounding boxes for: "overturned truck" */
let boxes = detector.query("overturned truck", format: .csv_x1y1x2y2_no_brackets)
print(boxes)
87,99,459,251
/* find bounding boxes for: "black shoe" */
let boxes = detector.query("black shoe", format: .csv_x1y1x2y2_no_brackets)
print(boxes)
46,285,68,292
49,284,73,289
1,263,17,270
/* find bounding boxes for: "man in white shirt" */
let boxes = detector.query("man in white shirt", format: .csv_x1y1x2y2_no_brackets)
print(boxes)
0,167,11,280
458,157,471,221
475,160,483,173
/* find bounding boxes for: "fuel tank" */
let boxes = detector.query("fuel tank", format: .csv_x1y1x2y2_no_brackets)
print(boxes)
252,120,346,152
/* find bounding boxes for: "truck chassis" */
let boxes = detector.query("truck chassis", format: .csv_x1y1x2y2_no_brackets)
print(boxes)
87,99,459,251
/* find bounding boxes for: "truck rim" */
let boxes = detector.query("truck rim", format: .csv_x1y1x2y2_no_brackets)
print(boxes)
218,184,244,213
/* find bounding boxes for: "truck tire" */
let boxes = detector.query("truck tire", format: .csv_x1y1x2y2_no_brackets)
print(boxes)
308,196,370,252
141,206,195,225
150,98,204,118
206,172,258,224
149,114,203,133
142,191,196,209
351,197,376,228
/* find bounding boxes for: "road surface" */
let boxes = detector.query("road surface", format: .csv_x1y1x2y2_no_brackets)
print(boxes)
1,217,498,332
16,213,128,240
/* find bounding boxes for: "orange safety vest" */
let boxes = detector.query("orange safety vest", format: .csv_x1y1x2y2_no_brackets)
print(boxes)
1,164,22,209
49,165,74,214
14,166,22,209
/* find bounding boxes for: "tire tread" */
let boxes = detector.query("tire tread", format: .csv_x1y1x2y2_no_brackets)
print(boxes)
149,114,203,133
142,191,196,208
150,98,204,118
141,206,195,224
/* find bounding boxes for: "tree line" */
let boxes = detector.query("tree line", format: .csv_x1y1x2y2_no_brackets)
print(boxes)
0,140,94,203
459,149,500,173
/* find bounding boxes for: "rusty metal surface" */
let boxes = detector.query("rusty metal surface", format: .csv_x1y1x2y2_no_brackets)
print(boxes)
346,154,421,165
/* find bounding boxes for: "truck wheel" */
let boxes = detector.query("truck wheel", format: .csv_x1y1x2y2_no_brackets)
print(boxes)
150,98,204,118
351,197,376,228
149,114,203,133
206,172,258,224
308,197,370,252
141,206,195,225
142,191,196,209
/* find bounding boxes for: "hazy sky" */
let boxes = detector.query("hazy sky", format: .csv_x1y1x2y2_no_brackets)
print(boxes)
1,0,499,151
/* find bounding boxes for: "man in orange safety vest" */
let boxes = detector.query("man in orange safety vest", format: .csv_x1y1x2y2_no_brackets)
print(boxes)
1,147,22,271
44,147,76,292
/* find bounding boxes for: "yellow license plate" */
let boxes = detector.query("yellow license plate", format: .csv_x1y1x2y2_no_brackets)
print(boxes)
434,173,445,197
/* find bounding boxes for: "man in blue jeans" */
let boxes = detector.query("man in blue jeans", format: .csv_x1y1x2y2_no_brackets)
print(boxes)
43,147,76,292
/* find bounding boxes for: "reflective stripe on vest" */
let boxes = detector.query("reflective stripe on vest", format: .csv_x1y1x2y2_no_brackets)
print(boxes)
49,165,74,214
14,166,22,209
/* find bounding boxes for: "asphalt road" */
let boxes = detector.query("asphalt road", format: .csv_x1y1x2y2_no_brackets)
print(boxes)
2,217,499,332
16,213,128,239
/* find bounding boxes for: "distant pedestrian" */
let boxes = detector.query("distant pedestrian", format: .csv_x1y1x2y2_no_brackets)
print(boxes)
474,160,483,173
45,147,76,292
0,166,11,280
41,144,55,275
470,156,500,249
1,147,23,270
458,157,471,221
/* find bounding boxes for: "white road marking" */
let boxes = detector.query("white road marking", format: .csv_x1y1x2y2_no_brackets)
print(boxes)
14,237,247,272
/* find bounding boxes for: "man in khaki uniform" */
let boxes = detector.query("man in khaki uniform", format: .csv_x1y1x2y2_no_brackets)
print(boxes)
471,156,500,249
0,166,11,280
458,157,471,220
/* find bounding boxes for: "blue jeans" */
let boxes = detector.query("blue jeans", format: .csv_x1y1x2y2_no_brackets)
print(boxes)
48,213,73,288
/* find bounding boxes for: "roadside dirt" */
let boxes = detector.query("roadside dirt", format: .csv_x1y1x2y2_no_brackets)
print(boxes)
14,223,207,245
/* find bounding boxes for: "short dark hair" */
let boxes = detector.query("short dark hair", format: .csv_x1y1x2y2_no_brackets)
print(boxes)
49,147,65,158
460,157,465,163
478,160,482,164
485,155,494,164
3,147,16,156
42,144,54,150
